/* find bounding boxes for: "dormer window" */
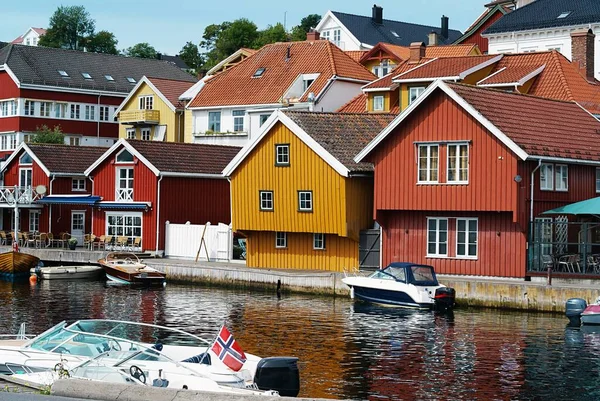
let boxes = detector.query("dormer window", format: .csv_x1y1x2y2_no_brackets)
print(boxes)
58,70,69,78
126,77,136,84
19,153,33,165
253,68,266,78
557,11,571,19
105,75,115,81
116,149,134,163
81,72,92,79
390,30,399,38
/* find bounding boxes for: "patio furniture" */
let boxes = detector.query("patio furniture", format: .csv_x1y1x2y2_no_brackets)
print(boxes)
83,234,95,250
541,254,555,270
558,254,579,273
128,237,141,252
95,235,107,250
0,231,8,245
35,233,49,248
60,232,70,249
115,236,128,250
104,235,114,250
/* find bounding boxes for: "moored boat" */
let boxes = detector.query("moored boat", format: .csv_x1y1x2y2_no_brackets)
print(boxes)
566,297,600,326
98,252,165,286
30,265,103,280
0,251,40,281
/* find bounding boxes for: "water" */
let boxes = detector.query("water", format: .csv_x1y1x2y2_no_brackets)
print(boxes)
1,279,599,400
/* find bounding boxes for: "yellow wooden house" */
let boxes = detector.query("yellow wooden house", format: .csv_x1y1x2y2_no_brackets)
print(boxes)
223,110,395,272
115,76,196,142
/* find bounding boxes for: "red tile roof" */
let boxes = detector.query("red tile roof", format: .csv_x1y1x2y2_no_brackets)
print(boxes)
359,43,480,65
363,59,432,90
147,77,196,108
189,41,376,107
394,55,499,80
478,65,544,85
26,144,107,174
11,28,46,44
337,93,368,113
344,50,367,63
449,83,600,161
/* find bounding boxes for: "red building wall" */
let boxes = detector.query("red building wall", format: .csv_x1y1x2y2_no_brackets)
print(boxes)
0,73,20,99
458,9,505,54
19,118,117,139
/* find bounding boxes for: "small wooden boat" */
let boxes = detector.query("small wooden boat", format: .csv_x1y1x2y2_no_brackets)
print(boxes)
98,252,165,286
30,265,103,280
0,251,40,281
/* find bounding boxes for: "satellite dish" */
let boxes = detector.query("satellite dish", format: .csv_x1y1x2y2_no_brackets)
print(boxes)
35,185,47,195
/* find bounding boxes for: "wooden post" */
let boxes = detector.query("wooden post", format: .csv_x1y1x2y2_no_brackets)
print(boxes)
195,222,211,263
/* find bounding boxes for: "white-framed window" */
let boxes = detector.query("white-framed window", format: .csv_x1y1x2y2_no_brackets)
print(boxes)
275,144,290,166
233,110,245,132
116,149,134,163
534,217,553,256
321,30,330,41
333,29,341,45
55,103,67,118
29,211,40,233
555,164,568,191
84,105,95,120
298,191,313,212
0,100,16,116
116,167,134,202
313,233,326,250
126,128,136,139
72,178,86,191
418,144,439,183
99,106,110,121
24,100,34,116
208,111,221,132
596,168,600,193
138,96,154,110
69,137,80,146
1,134,17,151
40,102,52,117
447,143,469,183
456,218,478,258
373,95,384,111
70,104,80,119
106,212,142,242
409,87,426,104
373,60,390,78
19,168,32,188
275,232,287,248
427,217,448,257
259,191,273,211
19,153,33,165
259,114,270,127
540,163,554,190
141,128,151,141
10,135,16,150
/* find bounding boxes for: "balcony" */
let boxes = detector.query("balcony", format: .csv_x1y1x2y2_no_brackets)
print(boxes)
0,186,43,205
119,110,160,125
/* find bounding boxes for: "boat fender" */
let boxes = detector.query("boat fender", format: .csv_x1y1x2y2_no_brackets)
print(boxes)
12,242,18,252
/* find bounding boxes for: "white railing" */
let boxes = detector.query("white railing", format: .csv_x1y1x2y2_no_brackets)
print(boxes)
0,186,42,204
164,222,232,261
116,188,133,202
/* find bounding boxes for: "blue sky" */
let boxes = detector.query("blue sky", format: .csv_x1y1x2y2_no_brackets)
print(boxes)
1,1,486,55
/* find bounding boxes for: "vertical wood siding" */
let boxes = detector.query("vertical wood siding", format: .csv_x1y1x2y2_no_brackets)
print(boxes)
456,10,505,54
0,73,20,98
345,176,374,241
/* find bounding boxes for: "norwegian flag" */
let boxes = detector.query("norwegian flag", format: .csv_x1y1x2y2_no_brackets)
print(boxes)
211,325,247,371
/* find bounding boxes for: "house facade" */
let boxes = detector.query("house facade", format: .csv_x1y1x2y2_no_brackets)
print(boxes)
223,110,395,272
453,3,509,53
11,28,46,46
85,139,238,253
355,80,600,278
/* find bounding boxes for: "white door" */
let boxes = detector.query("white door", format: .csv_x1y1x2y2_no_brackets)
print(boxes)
71,211,85,246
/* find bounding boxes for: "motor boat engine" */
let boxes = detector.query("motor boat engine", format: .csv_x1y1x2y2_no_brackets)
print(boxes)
565,298,587,326
434,287,456,312
254,357,300,397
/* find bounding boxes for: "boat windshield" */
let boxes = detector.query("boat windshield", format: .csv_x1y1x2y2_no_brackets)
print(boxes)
410,265,438,286
370,266,406,282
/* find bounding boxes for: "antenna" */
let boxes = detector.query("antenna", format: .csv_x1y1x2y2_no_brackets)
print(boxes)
284,11,287,31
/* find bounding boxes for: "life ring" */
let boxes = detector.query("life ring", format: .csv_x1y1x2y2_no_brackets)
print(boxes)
12,241,19,252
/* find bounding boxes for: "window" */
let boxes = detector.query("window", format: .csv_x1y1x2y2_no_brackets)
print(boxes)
29,211,40,233
298,191,313,212
447,144,469,183
99,106,110,121
208,111,221,132
418,144,439,183
116,149,134,163
233,110,245,132
275,232,287,248
126,77,136,84
557,11,571,19
555,164,568,191
141,128,151,141
69,137,80,146
105,75,114,81
55,103,67,118
313,233,326,250
84,105,95,120
116,167,134,201
390,30,399,38
253,68,266,78
321,30,330,41
70,104,80,119
333,29,341,45
40,102,52,117
275,144,289,166
259,114,270,127
138,96,153,110
540,163,554,190
24,100,34,116
126,129,136,139
596,168,600,193
106,212,142,242
373,60,390,78
0,100,16,117
409,87,426,104
457,218,478,258
58,70,69,77
373,95,384,111
72,178,86,191
303,79,314,91
259,191,273,211
19,168,32,188
19,153,33,165
10,135,17,150
81,72,92,79
427,218,448,257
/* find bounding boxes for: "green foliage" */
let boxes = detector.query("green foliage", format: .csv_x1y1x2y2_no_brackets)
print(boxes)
290,14,321,41
39,5,96,50
31,125,65,144
125,42,158,59
87,30,118,54
200,19,258,71
254,23,288,48
178,41,203,74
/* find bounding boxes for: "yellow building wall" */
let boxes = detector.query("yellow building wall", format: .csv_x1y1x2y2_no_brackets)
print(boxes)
345,176,374,242
362,59,400,75
462,65,496,85
183,109,194,143
367,92,391,112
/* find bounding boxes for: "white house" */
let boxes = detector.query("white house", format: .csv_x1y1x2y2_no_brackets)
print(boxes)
11,28,46,46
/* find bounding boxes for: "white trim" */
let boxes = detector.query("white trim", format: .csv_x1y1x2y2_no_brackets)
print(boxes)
455,217,478,260
0,142,51,176
396,76,460,83
476,67,506,85
314,11,362,50
71,177,87,192
180,77,210,102
478,65,545,87
363,87,393,93
19,83,129,97
275,232,287,249
187,103,282,111
206,48,255,76
426,217,448,257
85,139,160,177
392,58,439,80
159,172,225,179
113,76,177,117
458,55,503,80
222,109,350,177
446,142,470,185
0,65,21,88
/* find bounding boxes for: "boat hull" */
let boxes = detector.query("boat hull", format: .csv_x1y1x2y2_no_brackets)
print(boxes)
351,284,433,309
101,264,166,286
30,265,103,280
0,251,40,280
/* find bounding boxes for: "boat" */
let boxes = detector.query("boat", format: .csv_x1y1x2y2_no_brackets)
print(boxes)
98,253,166,285
0,319,300,397
566,297,600,326
30,265,103,280
342,262,456,311
0,251,40,281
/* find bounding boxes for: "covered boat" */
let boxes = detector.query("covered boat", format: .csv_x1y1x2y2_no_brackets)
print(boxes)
30,265,103,280
0,251,40,281
342,262,456,311
98,253,165,285
566,297,600,326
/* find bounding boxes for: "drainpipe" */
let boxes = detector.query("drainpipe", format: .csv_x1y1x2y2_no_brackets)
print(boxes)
530,159,542,223
89,175,95,236
227,176,233,262
178,111,182,142
155,175,163,255
49,174,56,233
97,95,101,146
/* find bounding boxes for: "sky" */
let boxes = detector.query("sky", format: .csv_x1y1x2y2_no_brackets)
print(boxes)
1,1,487,55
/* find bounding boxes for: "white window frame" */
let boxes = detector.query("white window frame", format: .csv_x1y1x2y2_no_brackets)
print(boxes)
72,178,86,192
40,102,52,117
106,211,142,243
555,164,568,191
208,111,221,132
138,95,154,110
540,163,554,190
427,217,448,257
298,191,313,212
70,104,80,119
447,143,469,184
596,168,600,193
24,100,35,116
275,144,290,166
29,210,40,233
233,110,245,132
417,144,439,184
456,218,478,259
409,86,426,104
99,106,110,121
84,105,96,121
55,102,67,118
116,148,134,163
69,137,81,146
313,233,326,250
259,191,273,211
333,29,341,45
141,127,151,141
116,167,134,202
126,128,136,139
275,232,287,249
373,95,384,111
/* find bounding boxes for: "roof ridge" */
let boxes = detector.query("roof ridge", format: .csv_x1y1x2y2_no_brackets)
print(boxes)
325,41,337,76
550,51,575,101
284,110,395,116
331,10,462,33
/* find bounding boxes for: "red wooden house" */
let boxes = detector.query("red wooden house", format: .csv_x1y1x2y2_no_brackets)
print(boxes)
84,139,240,253
0,143,106,243
453,2,509,53
355,80,600,278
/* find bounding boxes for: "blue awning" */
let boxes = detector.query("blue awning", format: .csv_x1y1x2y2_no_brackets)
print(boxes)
96,202,150,211
36,195,101,206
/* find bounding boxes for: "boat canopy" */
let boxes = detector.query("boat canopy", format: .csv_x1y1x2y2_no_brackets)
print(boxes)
374,262,440,286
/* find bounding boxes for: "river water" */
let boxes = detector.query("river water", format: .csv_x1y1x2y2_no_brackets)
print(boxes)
0,279,599,400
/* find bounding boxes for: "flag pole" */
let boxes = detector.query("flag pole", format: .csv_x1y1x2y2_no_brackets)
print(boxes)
200,324,223,365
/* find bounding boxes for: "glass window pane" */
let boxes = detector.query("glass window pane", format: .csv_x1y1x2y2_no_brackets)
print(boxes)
439,219,447,231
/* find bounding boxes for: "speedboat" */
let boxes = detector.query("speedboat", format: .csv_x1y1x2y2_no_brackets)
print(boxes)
30,265,103,280
98,253,165,285
566,297,600,326
0,319,300,397
342,262,456,311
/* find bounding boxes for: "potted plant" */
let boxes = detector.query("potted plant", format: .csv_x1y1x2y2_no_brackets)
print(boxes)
68,237,78,250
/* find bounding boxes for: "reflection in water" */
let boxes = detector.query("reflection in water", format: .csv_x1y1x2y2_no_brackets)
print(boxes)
1,280,600,400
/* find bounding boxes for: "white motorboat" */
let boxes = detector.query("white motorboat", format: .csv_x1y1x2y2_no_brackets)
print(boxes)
30,265,103,280
342,262,455,311
566,297,600,326
0,319,300,396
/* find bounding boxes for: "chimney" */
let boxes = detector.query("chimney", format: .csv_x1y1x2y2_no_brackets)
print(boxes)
409,42,426,62
571,29,595,82
441,15,449,39
286,45,291,61
306,29,320,41
197,69,206,80
157,52,162,60
428,31,439,46
372,4,383,24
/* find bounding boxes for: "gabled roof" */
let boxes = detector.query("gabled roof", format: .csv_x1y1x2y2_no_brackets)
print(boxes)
11,27,46,44
337,93,368,113
359,43,480,65
188,41,375,108
0,44,196,94
344,50,367,63
86,139,241,178
327,11,462,46
158,54,189,70
477,65,545,86
362,58,433,91
2,143,107,176
223,110,395,177
484,0,600,34
393,54,502,82
453,4,509,44
355,80,600,164
206,48,257,76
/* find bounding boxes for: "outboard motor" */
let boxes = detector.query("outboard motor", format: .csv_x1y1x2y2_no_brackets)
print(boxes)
565,298,587,327
434,287,456,312
254,357,299,397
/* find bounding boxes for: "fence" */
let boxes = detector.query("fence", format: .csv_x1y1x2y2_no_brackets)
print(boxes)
164,222,232,261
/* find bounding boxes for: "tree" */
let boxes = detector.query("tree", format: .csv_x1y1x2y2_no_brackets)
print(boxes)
31,125,65,144
254,23,288,48
39,5,95,50
290,14,321,41
200,19,258,71
125,43,158,59
86,30,118,54
178,42,203,73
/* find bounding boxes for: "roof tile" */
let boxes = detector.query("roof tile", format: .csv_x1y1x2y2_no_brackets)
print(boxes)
147,77,196,108
26,144,107,174
395,55,498,80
